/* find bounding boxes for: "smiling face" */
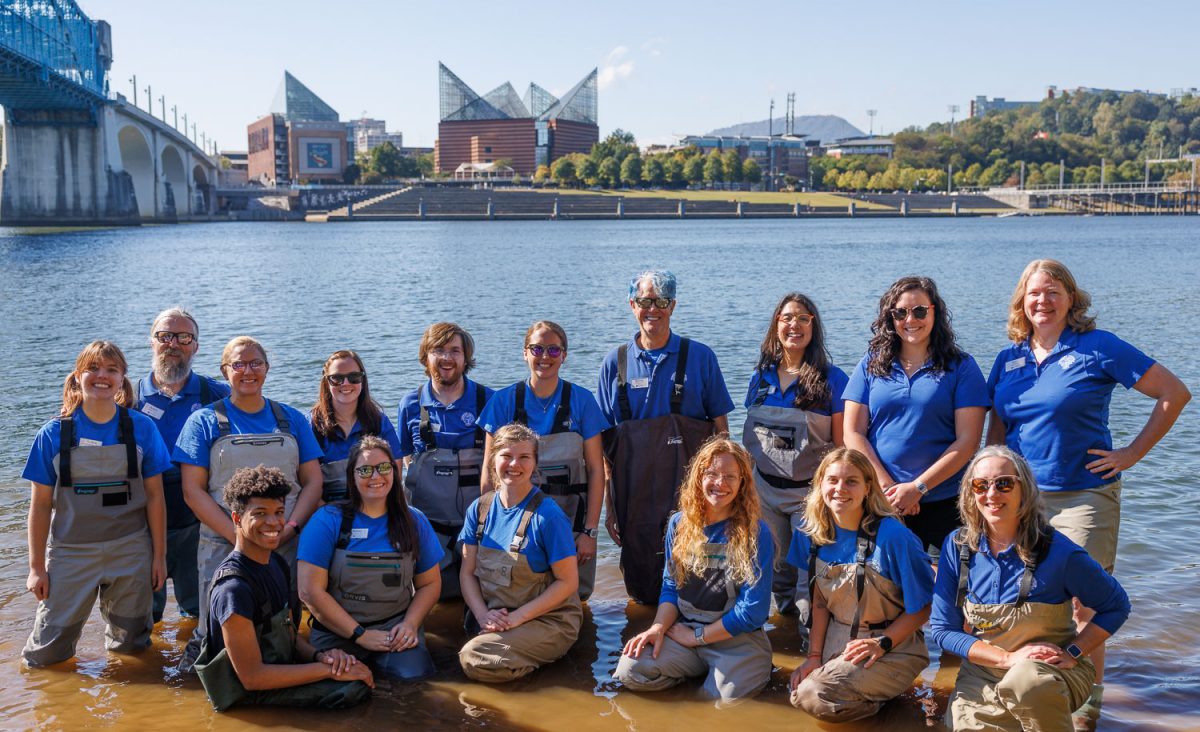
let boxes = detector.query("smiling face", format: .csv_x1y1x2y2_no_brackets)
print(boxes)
700,453,742,519
426,334,466,388
891,288,934,350
1023,271,1071,333
326,356,363,410
971,455,1023,531
234,497,285,552
224,343,268,399
629,279,675,345
79,357,125,404
353,446,394,503
820,460,868,524
151,314,198,385
493,439,537,491
524,326,566,382
776,300,814,357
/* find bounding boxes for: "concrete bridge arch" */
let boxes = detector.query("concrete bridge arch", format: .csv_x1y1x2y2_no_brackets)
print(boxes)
116,124,154,218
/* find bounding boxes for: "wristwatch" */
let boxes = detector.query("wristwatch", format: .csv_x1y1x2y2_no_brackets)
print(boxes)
1065,643,1084,659
350,624,366,642
914,481,930,496
694,626,707,645
877,635,893,653
581,527,598,538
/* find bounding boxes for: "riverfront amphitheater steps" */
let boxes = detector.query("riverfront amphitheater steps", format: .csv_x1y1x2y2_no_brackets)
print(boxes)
319,187,412,221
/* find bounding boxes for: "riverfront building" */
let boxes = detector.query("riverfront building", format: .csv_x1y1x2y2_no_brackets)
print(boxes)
822,136,894,159
350,117,404,156
679,134,813,187
247,72,352,185
434,63,598,176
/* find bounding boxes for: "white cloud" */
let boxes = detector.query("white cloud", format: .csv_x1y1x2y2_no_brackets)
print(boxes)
598,46,635,90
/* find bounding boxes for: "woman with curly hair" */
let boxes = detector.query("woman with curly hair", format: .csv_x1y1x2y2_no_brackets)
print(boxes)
788,447,933,722
614,438,774,705
843,276,989,556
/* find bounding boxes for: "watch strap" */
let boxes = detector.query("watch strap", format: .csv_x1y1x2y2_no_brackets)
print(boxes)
877,635,893,653
350,624,366,642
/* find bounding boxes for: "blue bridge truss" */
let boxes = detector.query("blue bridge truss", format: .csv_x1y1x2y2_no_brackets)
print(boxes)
0,0,109,115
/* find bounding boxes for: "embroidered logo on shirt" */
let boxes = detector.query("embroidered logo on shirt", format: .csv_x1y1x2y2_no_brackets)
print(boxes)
1059,354,1077,371
461,412,476,427
667,436,683,445
191,402,202,411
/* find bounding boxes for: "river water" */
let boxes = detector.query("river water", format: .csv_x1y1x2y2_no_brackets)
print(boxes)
0,217,1196,730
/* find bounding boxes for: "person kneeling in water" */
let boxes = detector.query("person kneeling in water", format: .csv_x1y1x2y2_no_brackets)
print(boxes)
195,465,374,711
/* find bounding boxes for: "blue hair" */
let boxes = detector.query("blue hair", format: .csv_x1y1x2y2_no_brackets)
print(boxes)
628,269,677,300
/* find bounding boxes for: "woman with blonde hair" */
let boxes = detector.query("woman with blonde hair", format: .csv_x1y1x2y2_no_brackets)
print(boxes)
614,437,774,705
788,447,933,722
930,446,1130,731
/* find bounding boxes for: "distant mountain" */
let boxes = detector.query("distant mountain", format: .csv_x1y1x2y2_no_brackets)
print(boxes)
707,115,865,144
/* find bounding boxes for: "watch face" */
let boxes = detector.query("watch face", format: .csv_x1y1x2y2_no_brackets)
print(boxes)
1067,643,1083,658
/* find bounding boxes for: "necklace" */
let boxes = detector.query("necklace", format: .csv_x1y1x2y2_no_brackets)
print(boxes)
527,381,557,413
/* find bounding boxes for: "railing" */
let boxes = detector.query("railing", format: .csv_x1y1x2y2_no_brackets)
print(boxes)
957,181,1193,195
0,0,106,98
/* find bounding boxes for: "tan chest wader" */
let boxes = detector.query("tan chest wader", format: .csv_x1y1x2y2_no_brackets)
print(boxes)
513,381,594,599
948,533,1094,732
741,380,833,618
603,338,717,604
182,399,302,673
403,387,487,601
791,524,930,722
614,535,773,704
194,554,370,711
458,490,582,682
22,409,153,667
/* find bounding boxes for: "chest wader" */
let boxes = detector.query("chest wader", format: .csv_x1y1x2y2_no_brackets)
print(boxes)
741,382,833,617
195,555,370,711
184,399,302,674
948,532,1094,732
23,408,153,667
791,523,930,722
603,338,717,604
403,387,487,601
459,490,582,683
316,429,350,503
513,381,594,599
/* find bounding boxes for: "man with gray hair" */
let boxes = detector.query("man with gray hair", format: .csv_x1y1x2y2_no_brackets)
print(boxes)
597,270,734,604
135,307,230,622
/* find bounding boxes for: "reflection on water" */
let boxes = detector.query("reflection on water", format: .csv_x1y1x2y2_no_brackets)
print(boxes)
0,218,1198,730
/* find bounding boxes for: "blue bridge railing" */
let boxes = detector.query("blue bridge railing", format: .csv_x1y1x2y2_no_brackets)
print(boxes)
0,0,108,101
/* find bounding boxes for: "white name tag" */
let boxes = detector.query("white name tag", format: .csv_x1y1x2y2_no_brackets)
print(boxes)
140,403,165,420
350,528,369,540
1005,357,1026,372
78,438,103,447
630,377,650,389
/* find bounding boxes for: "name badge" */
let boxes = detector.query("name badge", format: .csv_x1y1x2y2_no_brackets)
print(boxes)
78,438,103,447
140,403,165,420
350,528,369,540
630,377,650,389
1005,357,1026,372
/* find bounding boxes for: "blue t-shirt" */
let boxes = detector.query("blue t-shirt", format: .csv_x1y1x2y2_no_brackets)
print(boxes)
743,363,850,415
397,379,494,457
298,503,444,574
479,380,611,439
205,550,291,657
308,412,403,465
459,489,576,574
786,517,934,616
843,353,990,502
660,514,774,635
135,372,230,469
23,408,173,486
988,329,1155,492
596,332,734,424
929,529,1131,659
172,397,323,469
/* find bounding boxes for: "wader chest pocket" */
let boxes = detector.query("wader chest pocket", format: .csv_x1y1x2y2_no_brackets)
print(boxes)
230,436,285,447
478,563,513,587
753,423,796,451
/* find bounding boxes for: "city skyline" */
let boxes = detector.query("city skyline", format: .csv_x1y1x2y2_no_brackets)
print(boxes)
83,0,1199,153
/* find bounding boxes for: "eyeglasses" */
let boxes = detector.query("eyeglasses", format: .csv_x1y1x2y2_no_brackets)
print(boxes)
890,305,931,321
227,359,266,372
970,475,1020,494
354,462,394,479
779,313,815,326
633,297,674,309
154,331,195,346
431,347,464,359
327,372,365,385
702,470,741,486
526,344,565,358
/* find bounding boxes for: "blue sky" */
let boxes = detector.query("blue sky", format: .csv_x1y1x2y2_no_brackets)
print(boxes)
84,0,1198,152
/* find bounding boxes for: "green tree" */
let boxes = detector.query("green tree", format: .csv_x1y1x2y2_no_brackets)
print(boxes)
823,167,842,189
590,129,638,164
551,157,577,187
598,157,620,188
417,153,434,177
620,153,643,187
643,157,665,186
721,150,743,183
742,158,762,184
577,157,599,186
533,164,551,185
848,170,869,190
342,163,361,184
665,156,685,186
366,142,405,177
683,155,704,185
703,151,724,184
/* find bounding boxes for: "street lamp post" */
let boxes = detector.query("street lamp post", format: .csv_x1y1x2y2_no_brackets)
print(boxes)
129,74,137,107
159,95,165,122
144,85,151,114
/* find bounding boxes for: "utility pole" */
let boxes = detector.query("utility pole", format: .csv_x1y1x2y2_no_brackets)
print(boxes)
768,98,775,190
1100,158,1106,189
129,74,137,107
947,104,959,136
947,163,953,193
867,109,878,137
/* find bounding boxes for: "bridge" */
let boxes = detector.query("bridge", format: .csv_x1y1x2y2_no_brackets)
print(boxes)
0,1,217,225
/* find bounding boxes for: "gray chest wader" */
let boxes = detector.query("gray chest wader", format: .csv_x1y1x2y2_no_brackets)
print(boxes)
162,377,217,529
676,540,739,624
317,449,350,504
403,387,487,600
51,408,147,544
513,381,594,599
314,503,415,632
603,338,717,604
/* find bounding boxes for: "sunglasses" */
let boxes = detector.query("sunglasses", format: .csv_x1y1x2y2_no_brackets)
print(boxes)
633,297,674,309
354,462,394,479
890,305,931,321
154,331,195,346
970,475,1020,494
228,359,266,372
527,344,565,358
327,372,365,385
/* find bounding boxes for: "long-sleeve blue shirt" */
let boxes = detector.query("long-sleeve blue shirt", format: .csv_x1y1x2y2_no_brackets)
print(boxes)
659,513,774,636
929,528,1131,659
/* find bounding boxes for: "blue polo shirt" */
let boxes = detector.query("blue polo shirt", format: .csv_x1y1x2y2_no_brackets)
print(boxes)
787,517,934,616
660,514,774,635
929,529,1131,659
298,503,444,574
24,408,173,487
397,379,494,457
987,329,1155,492
479,380,611,439
596,332,734,424
309,412,403,464
843,353,990,503
743,363,850,415
459,489,576,574
172,397,323,469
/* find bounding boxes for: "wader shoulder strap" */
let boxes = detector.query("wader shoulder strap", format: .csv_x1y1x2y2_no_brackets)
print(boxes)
847,524,878,639
475,490,497,543
751,372,772,407
1016,531,1053,607
267,399,292,435
118,406,140,479
510,491,546,552
670,338,691,415
514,382,529,426
956,530,972,609
805,539,818,630
473,385,487,449
335,502,356,550
551,382,573,434
616,344,632,422
418,404,435,449
214,399,232,437
198,376,215,407
58,416,75,487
